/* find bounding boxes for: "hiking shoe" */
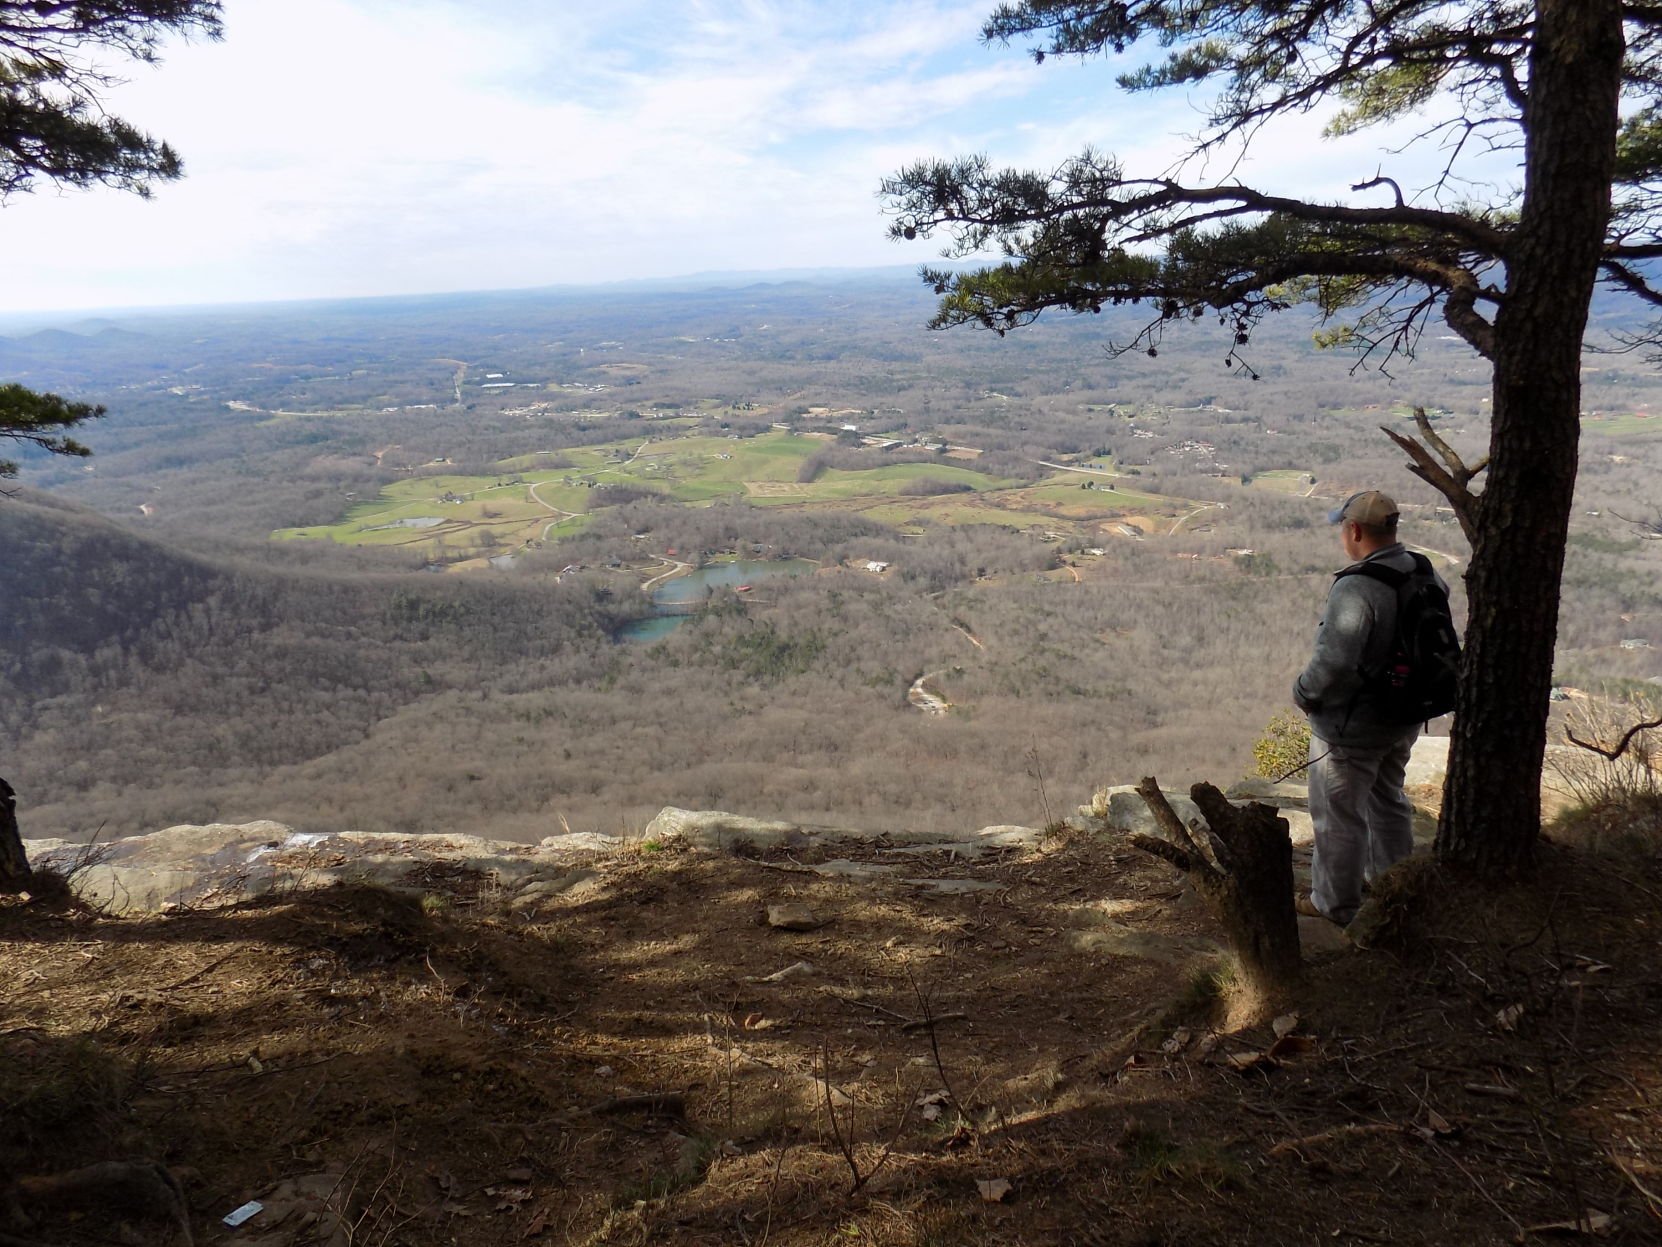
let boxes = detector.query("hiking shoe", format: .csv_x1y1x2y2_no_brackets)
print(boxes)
1294,892,1330,921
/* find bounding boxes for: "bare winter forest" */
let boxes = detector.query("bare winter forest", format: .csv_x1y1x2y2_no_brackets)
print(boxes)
4,270,1662,841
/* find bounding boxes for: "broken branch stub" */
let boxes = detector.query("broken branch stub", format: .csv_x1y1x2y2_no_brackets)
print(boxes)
1130,778,1302,995
1381,406,1485,545
0,778,30,893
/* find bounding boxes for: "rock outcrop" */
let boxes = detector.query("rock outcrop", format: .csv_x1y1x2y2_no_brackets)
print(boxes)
24,813,1050,916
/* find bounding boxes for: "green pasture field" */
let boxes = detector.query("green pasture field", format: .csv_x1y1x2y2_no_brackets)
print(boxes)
855,494,1062,529
1582,412,1662,438
271,430,1187,565
252,407,371,428
1018,478,1171,510
1251,469,1314,494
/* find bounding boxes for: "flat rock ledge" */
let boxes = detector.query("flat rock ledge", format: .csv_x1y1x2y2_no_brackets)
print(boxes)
22,810,1051,916
22,822,606,916
641,806,1045,856
1083,786,1316,849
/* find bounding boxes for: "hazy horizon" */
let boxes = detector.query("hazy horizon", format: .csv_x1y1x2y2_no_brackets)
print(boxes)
0,0,1517,317
0,261,941,331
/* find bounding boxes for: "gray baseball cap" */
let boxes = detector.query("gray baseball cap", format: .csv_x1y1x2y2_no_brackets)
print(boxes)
1328,490,1399,525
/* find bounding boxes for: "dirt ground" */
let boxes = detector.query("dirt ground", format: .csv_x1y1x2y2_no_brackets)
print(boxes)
3,825,1660,1246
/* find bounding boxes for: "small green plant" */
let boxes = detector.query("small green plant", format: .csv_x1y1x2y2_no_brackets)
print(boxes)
1119,1118,1240,1193
1176,960,1235,1014
1119,1117,1183,1181
612,1134,717,1206
1253,711,1311,781
0,1035,133,1173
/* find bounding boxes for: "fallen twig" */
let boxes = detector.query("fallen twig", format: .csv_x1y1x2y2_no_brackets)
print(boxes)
590,1093,686,1117
1463,1083,1524,1101
1612,1155,1662,1220
704,1015,782,1072
1268,1122,1408,1158
163,950,245,991
745,961,815,984
900,1011,968,1032
1429,1139,1524,1237
823,992,913,1025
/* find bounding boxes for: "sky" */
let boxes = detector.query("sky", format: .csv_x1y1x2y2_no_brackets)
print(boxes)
0,0,1520,315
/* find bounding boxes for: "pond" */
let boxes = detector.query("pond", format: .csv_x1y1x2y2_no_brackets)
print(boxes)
618,559,815,643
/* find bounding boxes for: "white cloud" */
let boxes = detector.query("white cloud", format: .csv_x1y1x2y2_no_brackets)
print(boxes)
0,0,1525,313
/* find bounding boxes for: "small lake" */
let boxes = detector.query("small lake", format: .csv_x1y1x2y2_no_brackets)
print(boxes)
618,559,815,643
375,516,445,530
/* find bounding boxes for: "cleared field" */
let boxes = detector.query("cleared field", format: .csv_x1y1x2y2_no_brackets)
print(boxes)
1251,468,1315,494
272,430,1187,565
1583,412,1662,438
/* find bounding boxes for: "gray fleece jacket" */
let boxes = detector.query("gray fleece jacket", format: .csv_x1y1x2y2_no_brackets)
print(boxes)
1293,543,1444,749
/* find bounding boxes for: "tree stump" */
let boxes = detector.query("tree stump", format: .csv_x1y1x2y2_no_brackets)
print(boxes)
0,778,29,893
1130,777,1301,996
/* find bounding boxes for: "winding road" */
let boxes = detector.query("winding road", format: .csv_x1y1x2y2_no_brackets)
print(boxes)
907,671,951,715
1168,501,1227,535
641,557,693,592
529,481,583,541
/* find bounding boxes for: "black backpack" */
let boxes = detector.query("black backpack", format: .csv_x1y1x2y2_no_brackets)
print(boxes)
1335,552,1462,724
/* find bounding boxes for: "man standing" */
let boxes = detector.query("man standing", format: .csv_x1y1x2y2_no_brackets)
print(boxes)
1293,491,1443,926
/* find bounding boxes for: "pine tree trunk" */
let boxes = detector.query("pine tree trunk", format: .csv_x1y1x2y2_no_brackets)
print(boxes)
0,777,29,892
1436,0,1624,875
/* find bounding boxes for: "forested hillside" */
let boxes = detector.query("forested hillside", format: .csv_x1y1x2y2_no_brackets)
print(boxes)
0,486,1334,839
5,274,1662,843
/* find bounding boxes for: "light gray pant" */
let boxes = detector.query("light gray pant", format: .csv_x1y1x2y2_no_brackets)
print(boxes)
1308,731,1418,924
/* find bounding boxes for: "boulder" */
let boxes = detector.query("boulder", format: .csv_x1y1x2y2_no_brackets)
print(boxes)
509,869,601,911
1104,784,1312,846
24,822,620,915
1223,777,1310,806
539,831,623,853
28,820,301,914
766,902,823,931
1102,785,1204,840
1296,913,1352,958
1405,734,1449,788
642,806,1036,853
644,807,812,852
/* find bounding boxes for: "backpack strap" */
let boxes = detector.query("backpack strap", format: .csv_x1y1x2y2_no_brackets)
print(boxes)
1333,551,1433,589
1334,561,1407,589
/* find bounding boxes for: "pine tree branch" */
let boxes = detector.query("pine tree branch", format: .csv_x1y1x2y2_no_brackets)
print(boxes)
1600,260,1662,307
1107,181,1509,255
